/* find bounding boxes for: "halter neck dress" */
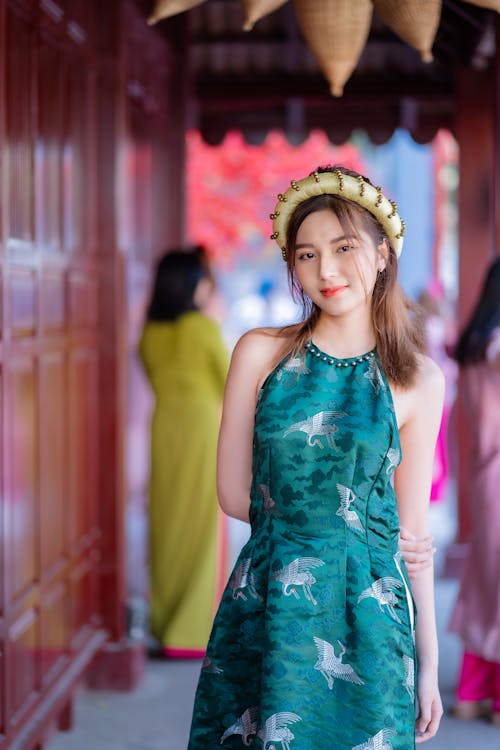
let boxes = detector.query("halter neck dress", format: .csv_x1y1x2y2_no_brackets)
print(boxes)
187,341,416,750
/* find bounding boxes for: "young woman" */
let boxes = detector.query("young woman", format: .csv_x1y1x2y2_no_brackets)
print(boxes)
187,167,443,749
449,257,500,724
139,247,228,658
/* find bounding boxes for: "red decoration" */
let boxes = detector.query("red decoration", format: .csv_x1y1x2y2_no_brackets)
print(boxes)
187,129,365,266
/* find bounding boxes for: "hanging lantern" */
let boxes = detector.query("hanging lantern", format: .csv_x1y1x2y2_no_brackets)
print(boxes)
147,0,206,25
293,0,373,97
241,0,288,31
373,0,442,63
461,0,500,9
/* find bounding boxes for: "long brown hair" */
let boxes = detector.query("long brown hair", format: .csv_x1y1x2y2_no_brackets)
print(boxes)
274,166,424,388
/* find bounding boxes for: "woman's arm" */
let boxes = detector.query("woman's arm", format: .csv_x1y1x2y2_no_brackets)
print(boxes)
216,329,282,522
394,355,445,743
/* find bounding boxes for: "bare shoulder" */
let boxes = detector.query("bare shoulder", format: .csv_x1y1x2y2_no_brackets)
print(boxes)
233,326,288,361
231,326,293,391
405,354,445,422
391,354,444,429
414,353,445,396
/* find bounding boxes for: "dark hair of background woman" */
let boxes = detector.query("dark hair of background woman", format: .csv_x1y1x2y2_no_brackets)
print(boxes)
454,257,500,365
146,245,212,322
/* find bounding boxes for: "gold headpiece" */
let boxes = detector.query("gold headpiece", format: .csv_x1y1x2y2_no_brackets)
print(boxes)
270,170,405,261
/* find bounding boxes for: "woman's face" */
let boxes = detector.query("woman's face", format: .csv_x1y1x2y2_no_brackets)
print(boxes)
293,208,384,320
193,275,215,311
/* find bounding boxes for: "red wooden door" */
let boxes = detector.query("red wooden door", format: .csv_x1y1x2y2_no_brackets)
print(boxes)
0,0,187,747
1,2,107,745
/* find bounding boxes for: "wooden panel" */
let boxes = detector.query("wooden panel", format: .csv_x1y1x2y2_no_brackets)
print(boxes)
36,34,63,252
0,365,3,739
0,368,3,620
68,271,98,328
94,0,118,55
96,70,118,252
40,271,66,332
62,56,88,253
7,606,39,725
39,353,66,572
7,357,37,602
67,0,92,37
68,350,98,546
68,351,89,548
0,642,4,736
126,110,153,260
40,580,69,686
70,553,99,648
39,0,66,27
6,4,34,248
9,269,36,337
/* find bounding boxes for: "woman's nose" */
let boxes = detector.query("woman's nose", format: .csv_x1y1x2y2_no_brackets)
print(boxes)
319,254,339,280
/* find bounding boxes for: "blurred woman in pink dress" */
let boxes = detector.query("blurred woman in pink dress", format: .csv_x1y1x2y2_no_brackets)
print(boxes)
449,257,500,725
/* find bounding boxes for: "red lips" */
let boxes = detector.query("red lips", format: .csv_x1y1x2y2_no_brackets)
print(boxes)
320,286,347,298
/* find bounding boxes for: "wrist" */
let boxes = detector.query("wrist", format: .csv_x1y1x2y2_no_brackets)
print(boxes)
417,661,439,676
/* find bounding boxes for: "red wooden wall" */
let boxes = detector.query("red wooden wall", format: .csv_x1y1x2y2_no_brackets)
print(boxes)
0,1,186,747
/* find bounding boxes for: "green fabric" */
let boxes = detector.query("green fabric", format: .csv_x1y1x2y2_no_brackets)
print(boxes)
139,312,228,652
188,341,416,749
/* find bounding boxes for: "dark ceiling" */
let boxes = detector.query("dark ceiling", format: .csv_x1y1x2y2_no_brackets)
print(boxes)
173,0,497,144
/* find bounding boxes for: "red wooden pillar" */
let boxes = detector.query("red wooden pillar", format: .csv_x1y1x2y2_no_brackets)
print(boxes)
87,2,189,690
85,0,141,691
452,56,498,553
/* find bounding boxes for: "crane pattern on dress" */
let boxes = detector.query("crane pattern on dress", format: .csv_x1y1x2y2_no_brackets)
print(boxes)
385,448,400,475
402,654,415,702
257,712,302,750
363,359,386,394
220,706,259,746
276,356,311,382
219,706,398,750
351,727,396,750
313,636,365,688
201,656,223,674
271,557,326,606
357,577,404,623
283,410,346,450
229,558,263,602
258,483,280,515
336,483,365,532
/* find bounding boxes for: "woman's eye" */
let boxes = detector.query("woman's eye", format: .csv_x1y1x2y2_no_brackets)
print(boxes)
337,245,353,254
297,252,315,261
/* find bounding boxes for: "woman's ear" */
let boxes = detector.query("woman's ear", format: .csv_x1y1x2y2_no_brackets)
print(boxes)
377,238,389,272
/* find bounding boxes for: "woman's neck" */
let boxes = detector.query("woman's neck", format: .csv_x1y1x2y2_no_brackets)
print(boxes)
311,312,376,359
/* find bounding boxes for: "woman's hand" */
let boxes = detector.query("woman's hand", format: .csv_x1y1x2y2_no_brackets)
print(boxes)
416,669,443,742
399,527,435,579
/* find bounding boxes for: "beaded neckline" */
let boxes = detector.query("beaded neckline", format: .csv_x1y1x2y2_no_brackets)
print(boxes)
305,340,377,368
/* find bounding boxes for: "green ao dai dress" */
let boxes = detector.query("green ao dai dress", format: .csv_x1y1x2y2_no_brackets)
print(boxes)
188,341,416,749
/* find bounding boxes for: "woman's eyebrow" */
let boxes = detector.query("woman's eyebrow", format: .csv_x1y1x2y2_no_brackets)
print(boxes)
295,235,350,250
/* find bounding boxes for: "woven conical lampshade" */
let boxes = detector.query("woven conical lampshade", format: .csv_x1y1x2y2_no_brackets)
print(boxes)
147,0,206,24
293,0,373,97
461,0,500,9
241,0,288,31
373,0,442,63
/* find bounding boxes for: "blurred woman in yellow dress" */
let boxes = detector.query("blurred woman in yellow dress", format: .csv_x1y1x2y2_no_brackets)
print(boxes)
140,246,228,657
